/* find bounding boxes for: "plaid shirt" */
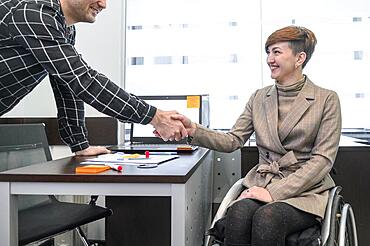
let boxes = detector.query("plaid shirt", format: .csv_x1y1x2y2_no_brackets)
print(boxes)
0,0,156,152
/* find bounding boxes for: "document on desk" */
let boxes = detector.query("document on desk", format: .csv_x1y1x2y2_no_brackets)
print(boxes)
81,153,179,165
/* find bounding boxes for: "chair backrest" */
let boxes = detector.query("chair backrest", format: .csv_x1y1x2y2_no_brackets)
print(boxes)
0,123,53,210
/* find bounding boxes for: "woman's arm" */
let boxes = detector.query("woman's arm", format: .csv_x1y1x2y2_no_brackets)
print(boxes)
174,92,257,153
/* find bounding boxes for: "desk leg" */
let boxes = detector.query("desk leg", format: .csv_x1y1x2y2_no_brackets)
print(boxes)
171,151,214,246
171,184,186,246
0,182,18,246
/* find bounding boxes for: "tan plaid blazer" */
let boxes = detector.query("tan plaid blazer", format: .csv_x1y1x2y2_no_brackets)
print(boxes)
192,78,342,218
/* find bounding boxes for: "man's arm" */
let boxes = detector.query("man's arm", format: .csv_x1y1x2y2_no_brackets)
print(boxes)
8,4,156,124
50,75,111,155
8,3,185,153
50,76,89,152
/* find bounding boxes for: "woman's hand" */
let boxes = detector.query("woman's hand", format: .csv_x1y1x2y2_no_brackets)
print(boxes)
238,186,273,203
170,113,197,136
149,109,187,141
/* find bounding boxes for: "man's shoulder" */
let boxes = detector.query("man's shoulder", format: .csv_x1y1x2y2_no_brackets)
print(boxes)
17,0,59,7
6,0,66,28
4,0,61,12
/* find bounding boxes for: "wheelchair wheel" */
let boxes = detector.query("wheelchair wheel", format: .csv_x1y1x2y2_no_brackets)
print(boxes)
326,194,358,246
326,193,342,246
338,203,358,246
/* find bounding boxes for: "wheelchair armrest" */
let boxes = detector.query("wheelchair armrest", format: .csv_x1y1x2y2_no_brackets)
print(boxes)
321,186,342,246
205,179,244,246
211,178,245,228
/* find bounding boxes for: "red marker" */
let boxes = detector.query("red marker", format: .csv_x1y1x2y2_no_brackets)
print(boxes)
145,150,150,158
106,164,123,172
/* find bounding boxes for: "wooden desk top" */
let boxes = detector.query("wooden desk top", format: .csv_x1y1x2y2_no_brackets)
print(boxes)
0,148,210,184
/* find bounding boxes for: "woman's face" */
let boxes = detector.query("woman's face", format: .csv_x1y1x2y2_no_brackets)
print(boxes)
266,42,304,85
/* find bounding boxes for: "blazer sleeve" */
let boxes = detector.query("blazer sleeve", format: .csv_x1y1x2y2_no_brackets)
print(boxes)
267,91,341,201
190,91,257,153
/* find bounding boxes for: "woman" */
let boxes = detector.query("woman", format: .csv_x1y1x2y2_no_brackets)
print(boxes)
173,26,341,246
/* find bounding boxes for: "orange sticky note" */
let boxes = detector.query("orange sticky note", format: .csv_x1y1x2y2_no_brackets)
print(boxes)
76,165,110,174
187,96,200,108
177,145,193,150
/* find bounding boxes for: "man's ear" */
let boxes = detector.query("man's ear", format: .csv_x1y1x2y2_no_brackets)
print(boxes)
296,52,307,67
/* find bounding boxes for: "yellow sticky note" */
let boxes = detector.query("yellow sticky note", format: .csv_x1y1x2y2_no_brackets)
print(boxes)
124,153,141,158
187,96,200,108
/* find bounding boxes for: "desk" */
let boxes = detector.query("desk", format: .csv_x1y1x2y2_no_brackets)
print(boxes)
0,148,213,246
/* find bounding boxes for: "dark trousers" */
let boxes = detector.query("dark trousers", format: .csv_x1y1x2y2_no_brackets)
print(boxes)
214,199,319,246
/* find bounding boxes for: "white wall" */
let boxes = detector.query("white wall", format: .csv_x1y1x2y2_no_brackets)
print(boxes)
3,1,125,118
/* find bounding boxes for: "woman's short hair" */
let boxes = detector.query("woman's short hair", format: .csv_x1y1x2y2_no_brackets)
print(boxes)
265,26,317,68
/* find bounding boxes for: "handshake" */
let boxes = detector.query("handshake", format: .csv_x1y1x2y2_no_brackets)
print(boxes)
75,109,196,156
149,109,197,141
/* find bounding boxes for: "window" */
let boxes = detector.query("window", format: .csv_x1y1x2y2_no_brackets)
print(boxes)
125,0,262,129
125,0,370,132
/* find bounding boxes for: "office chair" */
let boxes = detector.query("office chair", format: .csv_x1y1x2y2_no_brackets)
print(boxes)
204,179,358,246
0,123,113,246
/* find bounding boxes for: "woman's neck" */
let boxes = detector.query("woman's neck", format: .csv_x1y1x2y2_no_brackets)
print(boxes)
276,75,306,92
276,71,304,86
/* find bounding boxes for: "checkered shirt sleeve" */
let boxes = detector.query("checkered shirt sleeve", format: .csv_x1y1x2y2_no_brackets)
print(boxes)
1,1,156,151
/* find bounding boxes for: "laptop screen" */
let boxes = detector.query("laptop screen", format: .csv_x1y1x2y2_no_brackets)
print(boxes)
130,95,204,144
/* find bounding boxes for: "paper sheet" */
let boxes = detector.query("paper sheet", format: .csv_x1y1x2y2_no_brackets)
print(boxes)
81,153,179,165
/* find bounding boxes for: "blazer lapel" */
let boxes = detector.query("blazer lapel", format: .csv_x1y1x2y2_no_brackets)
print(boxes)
264,86,287,153
278,79,315,142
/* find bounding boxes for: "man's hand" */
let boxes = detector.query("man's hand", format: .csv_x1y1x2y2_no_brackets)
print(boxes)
237,186,273,203
171,114,197,136
150,109,187,141
75,146,111,156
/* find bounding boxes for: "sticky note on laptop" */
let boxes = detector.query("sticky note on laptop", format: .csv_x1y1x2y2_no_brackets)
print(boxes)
187,95,200,108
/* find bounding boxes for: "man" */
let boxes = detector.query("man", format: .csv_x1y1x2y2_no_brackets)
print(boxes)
0,0,186,156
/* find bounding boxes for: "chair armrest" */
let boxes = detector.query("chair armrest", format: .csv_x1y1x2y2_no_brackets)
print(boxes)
211,178,244,228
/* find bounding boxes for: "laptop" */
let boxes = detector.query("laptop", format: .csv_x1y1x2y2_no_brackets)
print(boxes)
108,121,199,153
108,95,209,153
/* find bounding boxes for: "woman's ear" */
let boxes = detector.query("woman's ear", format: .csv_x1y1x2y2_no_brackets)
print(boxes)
296,52,307,68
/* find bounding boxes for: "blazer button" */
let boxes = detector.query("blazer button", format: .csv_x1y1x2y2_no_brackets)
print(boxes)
266,152,270,159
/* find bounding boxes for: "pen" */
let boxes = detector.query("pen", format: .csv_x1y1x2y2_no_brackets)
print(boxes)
105,164,123,171
149,152,177,155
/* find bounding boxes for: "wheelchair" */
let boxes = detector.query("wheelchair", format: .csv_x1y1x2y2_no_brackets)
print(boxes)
204,178,358,246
